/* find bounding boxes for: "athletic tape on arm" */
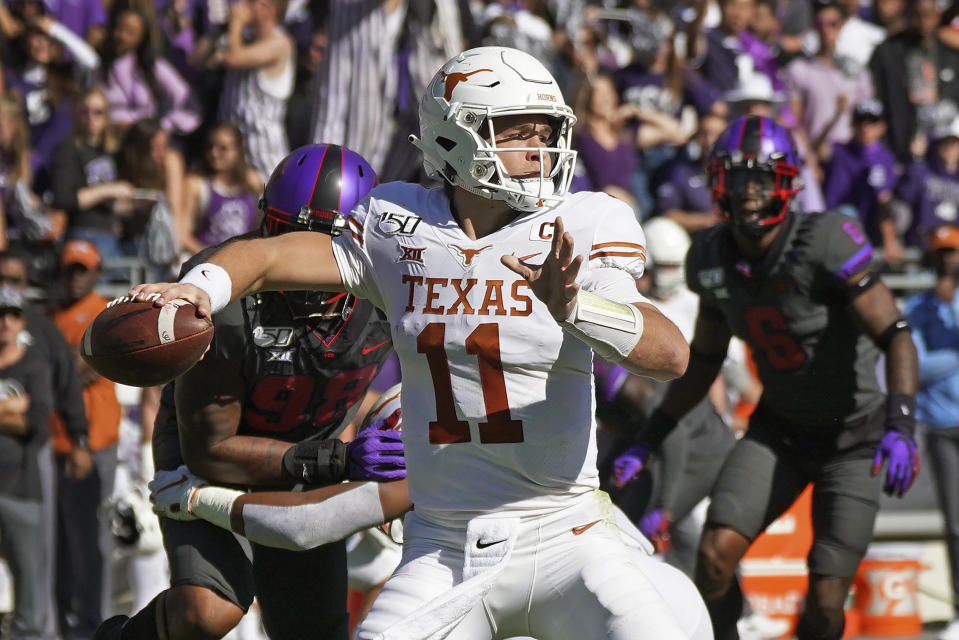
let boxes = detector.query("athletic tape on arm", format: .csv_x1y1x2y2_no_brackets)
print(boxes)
560,290,644,362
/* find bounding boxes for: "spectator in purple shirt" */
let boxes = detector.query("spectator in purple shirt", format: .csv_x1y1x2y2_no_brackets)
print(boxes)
43,0,106,48
572,73,642,211
4,11,100,179
100,6,200,136
686,0,779,96
782,2,874,159
823,98,905,264
896,119,959,248
652,111,726,232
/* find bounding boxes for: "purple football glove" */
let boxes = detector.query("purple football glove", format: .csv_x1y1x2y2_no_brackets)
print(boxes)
346,423,406,482
871,431,919,497
638,509,672,554
612,444,650,488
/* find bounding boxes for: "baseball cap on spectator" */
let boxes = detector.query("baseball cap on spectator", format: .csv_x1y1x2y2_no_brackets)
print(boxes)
852,99,884,123
930,225,959,251
724,73,784,105
0,286,25,313
60,239,101,271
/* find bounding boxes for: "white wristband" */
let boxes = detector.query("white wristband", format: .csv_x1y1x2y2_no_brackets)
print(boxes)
560,290,644,362
179,263,233,315
189,486,243,531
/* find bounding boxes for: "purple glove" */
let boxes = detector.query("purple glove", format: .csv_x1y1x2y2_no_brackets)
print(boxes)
871,431,919,497
345,422,406,481
612,444,650,487
638,509,672,554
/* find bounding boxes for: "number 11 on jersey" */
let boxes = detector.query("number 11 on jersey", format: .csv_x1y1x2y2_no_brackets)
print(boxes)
417,322,524,445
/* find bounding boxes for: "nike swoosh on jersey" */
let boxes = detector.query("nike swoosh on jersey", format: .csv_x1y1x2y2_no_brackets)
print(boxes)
517,252,542,262
571,519,602,536
362,339,389,355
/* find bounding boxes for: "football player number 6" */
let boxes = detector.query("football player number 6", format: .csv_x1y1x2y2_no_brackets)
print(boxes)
417,322,524,445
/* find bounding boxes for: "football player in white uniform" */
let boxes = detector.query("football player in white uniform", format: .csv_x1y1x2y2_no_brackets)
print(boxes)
150,384,711,640
131,46,703,639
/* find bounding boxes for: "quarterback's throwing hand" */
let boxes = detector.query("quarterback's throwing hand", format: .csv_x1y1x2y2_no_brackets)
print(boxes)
149,465,208,520
612,444,650,487
501,216,583,322
128,282,213,319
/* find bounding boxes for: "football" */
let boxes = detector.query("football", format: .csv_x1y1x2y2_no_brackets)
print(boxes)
81,295,214,387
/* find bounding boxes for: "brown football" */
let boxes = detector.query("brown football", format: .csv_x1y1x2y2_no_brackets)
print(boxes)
81,296,214,387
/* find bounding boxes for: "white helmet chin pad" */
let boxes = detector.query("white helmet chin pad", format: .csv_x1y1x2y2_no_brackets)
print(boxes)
410,46,578,212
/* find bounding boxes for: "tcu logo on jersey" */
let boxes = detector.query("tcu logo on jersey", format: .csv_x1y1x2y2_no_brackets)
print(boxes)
253,326,294,348
378,212,422,236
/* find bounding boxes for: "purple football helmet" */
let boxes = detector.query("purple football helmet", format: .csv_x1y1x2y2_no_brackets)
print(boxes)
259,144,377,319
707,115,800,237
260,143,377,236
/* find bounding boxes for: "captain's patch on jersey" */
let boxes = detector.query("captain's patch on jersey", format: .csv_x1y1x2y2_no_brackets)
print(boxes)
529,220,555,242
378,212,422,236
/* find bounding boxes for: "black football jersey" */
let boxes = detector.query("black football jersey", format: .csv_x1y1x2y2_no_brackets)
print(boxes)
686,211,884,440
153,240,393,469
208,292,392,442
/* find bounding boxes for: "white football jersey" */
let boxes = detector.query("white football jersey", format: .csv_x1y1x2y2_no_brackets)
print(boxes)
332,183,648,520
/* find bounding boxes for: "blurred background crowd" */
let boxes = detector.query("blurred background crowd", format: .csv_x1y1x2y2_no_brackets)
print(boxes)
2,0,959,638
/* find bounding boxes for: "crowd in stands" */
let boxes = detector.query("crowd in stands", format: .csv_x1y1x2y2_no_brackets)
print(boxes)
2,0,959,637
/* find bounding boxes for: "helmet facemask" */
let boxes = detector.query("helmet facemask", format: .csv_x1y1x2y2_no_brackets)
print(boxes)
708,155,799,238
410,46,579,214
459,109,577,212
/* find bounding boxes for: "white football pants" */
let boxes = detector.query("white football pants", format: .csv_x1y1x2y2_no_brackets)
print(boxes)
355,490,711,640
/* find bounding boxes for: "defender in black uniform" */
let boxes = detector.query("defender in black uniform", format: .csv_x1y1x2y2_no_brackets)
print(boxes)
95,145,401,640
619,116,920,640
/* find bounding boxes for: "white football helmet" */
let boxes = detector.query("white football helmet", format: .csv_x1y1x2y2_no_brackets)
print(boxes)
644,217,691,297
410,46,577,212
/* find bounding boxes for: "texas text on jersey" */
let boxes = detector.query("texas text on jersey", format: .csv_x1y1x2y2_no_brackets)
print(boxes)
332,182,649,518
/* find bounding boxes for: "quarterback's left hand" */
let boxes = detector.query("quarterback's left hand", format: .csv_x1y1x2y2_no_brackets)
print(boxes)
501,216,583,323
871,431,919,498
148,465,208,520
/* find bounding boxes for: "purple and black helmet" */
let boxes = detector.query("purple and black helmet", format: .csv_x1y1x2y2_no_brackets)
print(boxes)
260,143,377,236
707,115,800,235
259,143,376,320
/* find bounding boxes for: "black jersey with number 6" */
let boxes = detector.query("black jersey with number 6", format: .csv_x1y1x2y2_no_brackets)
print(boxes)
686,211,884,447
